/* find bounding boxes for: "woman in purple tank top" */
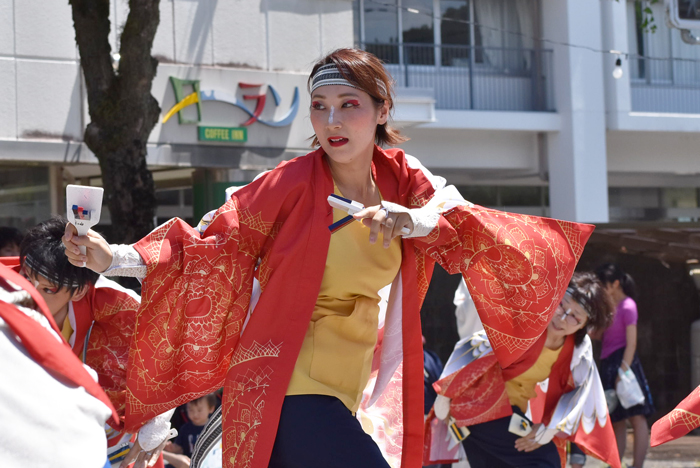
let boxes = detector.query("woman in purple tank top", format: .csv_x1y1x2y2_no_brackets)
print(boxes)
596,264,655,468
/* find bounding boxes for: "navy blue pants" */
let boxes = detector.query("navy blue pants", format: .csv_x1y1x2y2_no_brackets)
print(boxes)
268,395,390,468
461,407,561,468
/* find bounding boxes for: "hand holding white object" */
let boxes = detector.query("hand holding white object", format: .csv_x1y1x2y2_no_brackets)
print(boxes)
120,409,178,468
119,429,177,468
62,224,113,273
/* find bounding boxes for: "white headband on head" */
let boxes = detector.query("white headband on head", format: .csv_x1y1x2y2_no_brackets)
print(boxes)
24,253,81,288
310,63,387,96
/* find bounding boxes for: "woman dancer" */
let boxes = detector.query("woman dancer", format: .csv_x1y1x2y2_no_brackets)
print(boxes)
63,48,592,468
424,273,619,468
596,264,654,468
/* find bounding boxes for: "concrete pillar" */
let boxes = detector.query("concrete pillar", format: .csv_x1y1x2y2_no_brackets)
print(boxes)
601,0,633,125
542,0,609,223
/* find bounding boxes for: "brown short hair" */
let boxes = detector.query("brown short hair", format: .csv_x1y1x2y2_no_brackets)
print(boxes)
308,48,407,148
568,272,615,346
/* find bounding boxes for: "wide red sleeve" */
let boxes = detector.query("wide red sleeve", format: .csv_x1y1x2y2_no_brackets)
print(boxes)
124,162,307,433
413,203,593,368
378,148,594,368
651,385,700,446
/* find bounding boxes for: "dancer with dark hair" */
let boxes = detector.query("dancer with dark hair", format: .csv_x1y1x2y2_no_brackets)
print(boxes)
63,48,594,468
595,264,654,468
19,217,173,468
424,273,619,468
0,261,117,467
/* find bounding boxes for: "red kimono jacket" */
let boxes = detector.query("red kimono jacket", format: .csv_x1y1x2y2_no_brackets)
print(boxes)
69,277,140,431
125,146,593,468
0,261,118,424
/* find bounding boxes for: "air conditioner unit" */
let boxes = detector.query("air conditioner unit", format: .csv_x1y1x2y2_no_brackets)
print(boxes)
667,0,700,30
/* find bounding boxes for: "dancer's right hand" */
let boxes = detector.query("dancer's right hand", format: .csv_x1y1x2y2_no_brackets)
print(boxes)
62,223,113,273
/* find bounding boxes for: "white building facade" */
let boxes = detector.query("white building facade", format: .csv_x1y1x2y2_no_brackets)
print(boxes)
1,0,700,229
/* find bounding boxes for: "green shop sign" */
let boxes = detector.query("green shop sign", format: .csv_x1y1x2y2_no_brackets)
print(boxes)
198,126,247,143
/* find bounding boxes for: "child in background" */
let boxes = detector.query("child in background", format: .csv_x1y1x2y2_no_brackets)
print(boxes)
166,394,218,460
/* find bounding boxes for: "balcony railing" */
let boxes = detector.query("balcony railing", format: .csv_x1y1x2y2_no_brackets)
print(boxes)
630,56,700,114
361,42,555,112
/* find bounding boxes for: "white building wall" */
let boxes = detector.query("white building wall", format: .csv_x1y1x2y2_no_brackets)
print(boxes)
2,0,700,224
106,0,354,71
0,58,17,139
16,61,83,141
0,0,356,162
14,0,77,60
0,0,15,56
210,1,269,69
401,129,538,173
608,131,700,175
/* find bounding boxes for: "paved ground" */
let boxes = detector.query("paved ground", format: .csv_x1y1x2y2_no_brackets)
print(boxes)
582,433,700,468
450,433,699,467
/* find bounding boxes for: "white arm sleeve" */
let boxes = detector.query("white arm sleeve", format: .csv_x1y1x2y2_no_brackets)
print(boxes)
101,244,147,278
380,154,472,239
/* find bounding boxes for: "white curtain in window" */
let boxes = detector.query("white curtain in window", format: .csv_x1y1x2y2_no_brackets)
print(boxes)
475,0,534,69
514,0,535,68
474,0,504,66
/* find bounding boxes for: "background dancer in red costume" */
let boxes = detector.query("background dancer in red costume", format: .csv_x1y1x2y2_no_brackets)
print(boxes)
18,217,173,468
63,48,593,468
0,259,117,468
424,273,619,468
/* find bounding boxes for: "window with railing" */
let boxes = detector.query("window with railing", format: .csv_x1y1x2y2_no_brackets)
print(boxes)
627,0,700,113
354,0,555,112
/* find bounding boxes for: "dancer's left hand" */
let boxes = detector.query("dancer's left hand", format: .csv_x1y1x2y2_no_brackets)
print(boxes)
120,437,169,468
514,423,543,452
354,205,413,248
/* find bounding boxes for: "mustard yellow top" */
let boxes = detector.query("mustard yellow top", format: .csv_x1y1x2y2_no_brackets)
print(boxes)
505,345,562,412
286,188,402,412
60,314,73,343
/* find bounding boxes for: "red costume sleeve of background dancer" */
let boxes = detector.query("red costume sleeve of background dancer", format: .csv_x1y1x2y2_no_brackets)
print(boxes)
76,278,141,430
530,336,621,468
651,385,700,446
412,207,593,368
0,263,119,425
124,163,301,433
